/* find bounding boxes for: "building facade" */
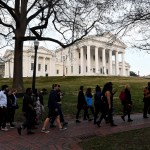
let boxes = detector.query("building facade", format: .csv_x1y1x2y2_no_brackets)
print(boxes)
3,34,130,78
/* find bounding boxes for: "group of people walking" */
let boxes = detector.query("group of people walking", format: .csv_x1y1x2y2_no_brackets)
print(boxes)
0,81,150,135
0,85,18,131
76,82,118,127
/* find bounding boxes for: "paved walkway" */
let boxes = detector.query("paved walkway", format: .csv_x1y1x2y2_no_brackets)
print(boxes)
0,113,150,150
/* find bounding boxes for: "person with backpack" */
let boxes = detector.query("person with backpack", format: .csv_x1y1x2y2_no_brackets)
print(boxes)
120,85,133,122
85,87,95,120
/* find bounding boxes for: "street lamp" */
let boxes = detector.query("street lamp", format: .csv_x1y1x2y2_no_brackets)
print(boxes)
32,39,39,93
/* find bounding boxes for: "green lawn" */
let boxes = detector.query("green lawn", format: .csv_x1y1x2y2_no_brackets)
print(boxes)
79,127,150,150
0,76,149,121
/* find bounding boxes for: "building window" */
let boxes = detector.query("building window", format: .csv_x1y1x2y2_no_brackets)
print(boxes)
38,64,41,71
93,55,95,60
93,68,95,73
45,65,47,71
31,63,34,70
100,68,103,74
86,54,87,60
66,67,68,74
71,66,73,73
86,66,87,72
79,65,81,74
56,70,59,74
106,69,108,74
79,52,80,59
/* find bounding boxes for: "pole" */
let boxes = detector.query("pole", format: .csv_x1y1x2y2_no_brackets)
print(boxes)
32,43,38,93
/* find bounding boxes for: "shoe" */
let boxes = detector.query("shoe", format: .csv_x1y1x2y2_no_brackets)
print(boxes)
59,127,67,131
50,124,56,128
27,131,35,135
88,118,93,121
143,116,148,119
63,122,68,126
121,116,125,121
17,127,22,135
10,124,15,128
41,128,50,133
111,123,117,127
128,119,133,122
1,127,8,131
96,122,101,127
76,120,81,123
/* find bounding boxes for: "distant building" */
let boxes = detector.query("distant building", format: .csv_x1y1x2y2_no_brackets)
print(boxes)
3,34,130,78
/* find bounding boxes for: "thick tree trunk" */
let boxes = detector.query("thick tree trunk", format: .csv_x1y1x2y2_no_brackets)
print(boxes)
12,38,24,92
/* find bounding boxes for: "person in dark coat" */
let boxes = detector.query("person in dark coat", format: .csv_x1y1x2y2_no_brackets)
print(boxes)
121,85,133,122
76,86,89,123
17,88,35,135
143,86,150,118
94,85,102,124
41,84,67,133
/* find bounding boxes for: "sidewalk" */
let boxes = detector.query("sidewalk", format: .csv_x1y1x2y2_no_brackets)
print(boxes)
0,113,149,150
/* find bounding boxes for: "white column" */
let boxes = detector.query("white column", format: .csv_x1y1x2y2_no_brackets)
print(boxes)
43,57,45,76
95,47,99,73
122,52,125,76
115,50,119,75
87,45,91,73
49,58,51,76
102,48,106,74
109,49,112,75
80,47,84,74
36,56,39,76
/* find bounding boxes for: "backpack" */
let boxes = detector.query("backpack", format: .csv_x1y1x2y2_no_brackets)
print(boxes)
119,91,126,102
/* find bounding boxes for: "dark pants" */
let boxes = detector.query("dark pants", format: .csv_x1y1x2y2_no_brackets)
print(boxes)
122,104,132,119
6,108,15,126
22,110,35,131
97,103,108,124
51,104,65,124
0,107,7,128
143,101,150,117
76,107,89,120
94,103,101,124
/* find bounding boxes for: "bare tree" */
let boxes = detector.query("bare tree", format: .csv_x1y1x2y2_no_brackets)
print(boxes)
108,0,150,52
0,0,116,91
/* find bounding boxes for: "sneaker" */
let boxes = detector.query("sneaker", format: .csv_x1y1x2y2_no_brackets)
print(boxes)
76,120,81,123
96,122,101,128
17,127,22,135
1,127,8,131
41,128,50,133
111,123,117,127
88,118,93,121
59,127,67,131
143,116,148,119
121,116,125,121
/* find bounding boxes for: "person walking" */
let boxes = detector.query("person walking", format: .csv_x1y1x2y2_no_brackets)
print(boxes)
97,82,117,127
50,84,68,128
0,85,9,131
85,87,95,120
93,85,102,124
143,86,150,118
41,84,67,133
17,88,35,135
121,85,133,122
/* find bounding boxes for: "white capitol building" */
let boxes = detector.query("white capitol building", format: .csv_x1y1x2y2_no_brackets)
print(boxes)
3,33,130,78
